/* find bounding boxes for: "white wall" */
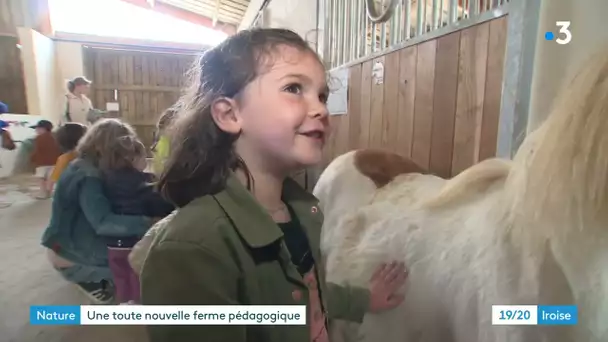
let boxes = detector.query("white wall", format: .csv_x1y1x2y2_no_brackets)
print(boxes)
239,0,319,49
17,28,61,122
527,0,608,132
54,40,85,119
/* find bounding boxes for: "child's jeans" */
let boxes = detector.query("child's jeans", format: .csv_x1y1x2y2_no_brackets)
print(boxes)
107,247,140,303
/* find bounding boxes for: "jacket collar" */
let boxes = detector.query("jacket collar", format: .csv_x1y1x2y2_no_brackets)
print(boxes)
212,172,321,248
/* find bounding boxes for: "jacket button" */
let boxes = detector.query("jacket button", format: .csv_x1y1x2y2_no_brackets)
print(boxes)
292,289,302,302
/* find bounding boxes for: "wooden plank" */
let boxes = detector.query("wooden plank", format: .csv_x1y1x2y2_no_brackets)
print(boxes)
452,22,490,175
397,46,417,158
110,54,120,86
134,91,143,122
411,40,437,169
118,55,128,85
126,55,134,85
156,55,165,86
149,56,158,87
331,112,350,158
93,51,103,86
142,56,150,86
323,116,341,166
429,31,460,178
359,60,373,148
479,16,508,161
382,50,401,152
369,56,385,149
93,85,181,92
142,91,151,124
347,64,362,150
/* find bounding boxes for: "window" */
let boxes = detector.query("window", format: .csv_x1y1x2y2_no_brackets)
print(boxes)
49,0,227,47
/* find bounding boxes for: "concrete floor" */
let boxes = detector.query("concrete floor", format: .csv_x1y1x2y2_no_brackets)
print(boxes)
0,176,147,342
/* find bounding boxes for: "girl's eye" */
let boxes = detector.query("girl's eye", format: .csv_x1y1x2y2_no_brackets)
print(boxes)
319,92,328,104
284,83,302,94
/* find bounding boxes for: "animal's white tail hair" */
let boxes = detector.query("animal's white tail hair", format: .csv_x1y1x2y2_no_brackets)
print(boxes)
508,46,608,228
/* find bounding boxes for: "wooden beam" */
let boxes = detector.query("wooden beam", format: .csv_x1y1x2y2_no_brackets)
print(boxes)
55,31,209,52
0,0,53,37
94,85,183,92
118,0,236,35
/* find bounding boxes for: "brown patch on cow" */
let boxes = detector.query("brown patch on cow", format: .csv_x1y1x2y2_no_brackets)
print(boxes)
353,149,428,188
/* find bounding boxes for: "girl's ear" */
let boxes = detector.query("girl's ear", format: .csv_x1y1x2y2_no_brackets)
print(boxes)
210,97,241,134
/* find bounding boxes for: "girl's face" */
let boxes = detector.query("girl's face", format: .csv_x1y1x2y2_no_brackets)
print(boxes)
230,46,330,173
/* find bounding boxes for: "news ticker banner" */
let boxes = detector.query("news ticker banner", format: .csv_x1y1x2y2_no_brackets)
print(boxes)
31,305,306,325
31,304,577,326
492,305,578,325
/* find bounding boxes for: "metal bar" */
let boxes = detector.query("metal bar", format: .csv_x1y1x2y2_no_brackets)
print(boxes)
357,0,365,58
371,22,377,52
405,0,411,39
342,0,348,63
323,0,331,66
497,0,541,158
416,0,424,36
343,0,350,63
331,0,338,68
327,4,508,72
350,0,357,61
335,0,342,66
340,0,346,64
342,0,348,64
469,0,478,16
395,0,402,43
390,2,397,45
381,21,387,49
364,9,370,55
449,0,457,24
432,0,439,29
439,0,444,27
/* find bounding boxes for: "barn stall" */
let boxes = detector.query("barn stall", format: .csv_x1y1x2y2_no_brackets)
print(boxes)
304,0,518,190
82,45,198,152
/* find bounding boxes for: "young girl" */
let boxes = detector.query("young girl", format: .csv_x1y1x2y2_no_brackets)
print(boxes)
48,122,87,192
139,28,407,341
102,137,174,304
41,118,152,304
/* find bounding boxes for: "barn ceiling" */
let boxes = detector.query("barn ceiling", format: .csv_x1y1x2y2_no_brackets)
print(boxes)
157,0,251,26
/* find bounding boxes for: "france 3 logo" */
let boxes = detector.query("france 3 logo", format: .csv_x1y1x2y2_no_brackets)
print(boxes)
544,21,572,45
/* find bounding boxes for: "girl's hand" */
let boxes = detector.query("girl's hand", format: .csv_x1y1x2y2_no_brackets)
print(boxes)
368,261,408,313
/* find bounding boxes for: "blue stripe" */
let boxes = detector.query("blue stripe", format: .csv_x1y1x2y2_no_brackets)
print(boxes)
537,305,578,325
30,306,81,325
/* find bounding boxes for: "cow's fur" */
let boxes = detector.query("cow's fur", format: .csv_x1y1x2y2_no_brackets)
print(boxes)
314,47,608,342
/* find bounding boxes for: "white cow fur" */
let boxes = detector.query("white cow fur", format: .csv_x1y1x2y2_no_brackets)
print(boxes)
313,48,608,342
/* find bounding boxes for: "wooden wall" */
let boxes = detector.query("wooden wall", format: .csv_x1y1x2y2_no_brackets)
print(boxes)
319,16,508,182
0,0,52,37
0,36,28,113
83,46,198,152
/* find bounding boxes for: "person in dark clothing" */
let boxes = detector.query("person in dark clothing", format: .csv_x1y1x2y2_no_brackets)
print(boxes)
103,142,174,220
102,135,174,304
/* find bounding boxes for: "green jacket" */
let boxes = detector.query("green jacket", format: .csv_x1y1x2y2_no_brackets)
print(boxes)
140,173,370,342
